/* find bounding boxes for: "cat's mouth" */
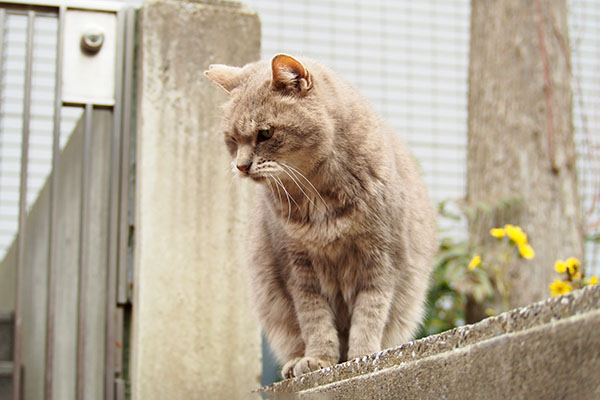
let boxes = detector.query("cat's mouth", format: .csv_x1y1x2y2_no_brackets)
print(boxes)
234,166,267,182
248,173,267,183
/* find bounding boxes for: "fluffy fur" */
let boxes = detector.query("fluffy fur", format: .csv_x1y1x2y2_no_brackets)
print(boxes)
205,54,437,379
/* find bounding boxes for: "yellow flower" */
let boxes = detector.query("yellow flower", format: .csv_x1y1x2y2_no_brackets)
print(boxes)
504,224,528,245
489,228,506,239
565,257,580,274
572,272,582,281
518,243,535,260
554,260,567,274
468,254,482,270
589,276,598,286
549,280,573,297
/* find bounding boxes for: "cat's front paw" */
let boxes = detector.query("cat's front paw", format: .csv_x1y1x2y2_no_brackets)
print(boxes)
281,356,334,379
347,344,380,362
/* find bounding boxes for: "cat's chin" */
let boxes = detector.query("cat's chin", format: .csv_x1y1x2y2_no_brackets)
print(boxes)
235,171,266,182
249,174,267,183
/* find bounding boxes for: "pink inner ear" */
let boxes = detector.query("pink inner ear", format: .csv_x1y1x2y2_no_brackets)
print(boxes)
272,54,310,87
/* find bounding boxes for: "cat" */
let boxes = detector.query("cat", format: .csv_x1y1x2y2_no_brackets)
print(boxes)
205,54,437,379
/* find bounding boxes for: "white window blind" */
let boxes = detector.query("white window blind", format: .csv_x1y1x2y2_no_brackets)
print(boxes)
245,0,599,275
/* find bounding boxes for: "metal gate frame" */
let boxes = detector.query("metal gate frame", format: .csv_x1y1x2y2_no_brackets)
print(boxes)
0,1,135,399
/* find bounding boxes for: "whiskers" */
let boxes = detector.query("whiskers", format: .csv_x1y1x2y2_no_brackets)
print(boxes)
271,162,328,216
232,158,328,224
267,174,294,224
281,162,328,211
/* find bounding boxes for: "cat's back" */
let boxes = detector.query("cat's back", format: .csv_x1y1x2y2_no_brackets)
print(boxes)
387,127,437,260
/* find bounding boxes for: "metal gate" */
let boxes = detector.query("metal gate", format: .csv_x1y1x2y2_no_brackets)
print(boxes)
0,1,135,399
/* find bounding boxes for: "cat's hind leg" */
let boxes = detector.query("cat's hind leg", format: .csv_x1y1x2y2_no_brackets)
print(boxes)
381,262,430,349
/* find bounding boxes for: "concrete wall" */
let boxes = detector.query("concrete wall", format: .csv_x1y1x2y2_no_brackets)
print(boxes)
133,1,262,399
263,285,600,399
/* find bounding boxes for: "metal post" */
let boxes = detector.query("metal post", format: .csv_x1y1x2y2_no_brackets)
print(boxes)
118,7,135,307
76,103,93,400
13,9,35,400
45,6,65,400
106,9,126,400
115,11,135,397
0,9,5,81
0,9,6,201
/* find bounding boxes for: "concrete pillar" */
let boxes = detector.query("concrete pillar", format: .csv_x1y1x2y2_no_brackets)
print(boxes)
133,1,262,399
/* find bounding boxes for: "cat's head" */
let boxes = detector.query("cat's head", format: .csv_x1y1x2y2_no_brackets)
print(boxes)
204,54,334,184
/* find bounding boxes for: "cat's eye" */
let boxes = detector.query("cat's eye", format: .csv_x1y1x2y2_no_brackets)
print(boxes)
225,136,238,154
257,127,274,142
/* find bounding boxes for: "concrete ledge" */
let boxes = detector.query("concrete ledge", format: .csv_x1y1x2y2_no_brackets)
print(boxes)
262,285,600,399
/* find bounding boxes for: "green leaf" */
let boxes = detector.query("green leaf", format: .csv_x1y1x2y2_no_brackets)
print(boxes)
585,233,600,243
445,260,467,285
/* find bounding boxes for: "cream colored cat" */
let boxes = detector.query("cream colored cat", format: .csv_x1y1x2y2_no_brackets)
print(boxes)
205,54,436,379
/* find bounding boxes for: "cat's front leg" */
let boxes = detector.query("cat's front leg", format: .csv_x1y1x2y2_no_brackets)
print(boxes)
347,259,395,360
285,257,339,378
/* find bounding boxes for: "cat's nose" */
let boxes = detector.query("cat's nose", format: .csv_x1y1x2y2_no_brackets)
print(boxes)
237,161,252,174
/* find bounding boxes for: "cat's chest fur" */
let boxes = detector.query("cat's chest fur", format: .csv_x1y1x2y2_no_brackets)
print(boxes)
266,186,371,253
265,188,387,302
264,166,387,248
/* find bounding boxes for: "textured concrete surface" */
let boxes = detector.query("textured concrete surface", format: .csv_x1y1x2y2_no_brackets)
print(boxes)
263,285,600,399
467,0,581,310
133,1,262,399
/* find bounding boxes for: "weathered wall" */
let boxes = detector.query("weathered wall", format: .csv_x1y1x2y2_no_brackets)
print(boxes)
133,1,262,399
467,0,582,310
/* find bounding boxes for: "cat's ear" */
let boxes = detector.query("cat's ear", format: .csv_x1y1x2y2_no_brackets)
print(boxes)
271,54,312,94
204,64,244,94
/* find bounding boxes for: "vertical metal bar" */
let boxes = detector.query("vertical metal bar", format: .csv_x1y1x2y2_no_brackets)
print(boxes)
76,103,93,400
13,10,35,400
115,379,125,400
45,6,64,400
115,10,136,399
113,306,123,388
117,7,135,306
0,9,6,79
0,9,6,200
106,9,126,400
